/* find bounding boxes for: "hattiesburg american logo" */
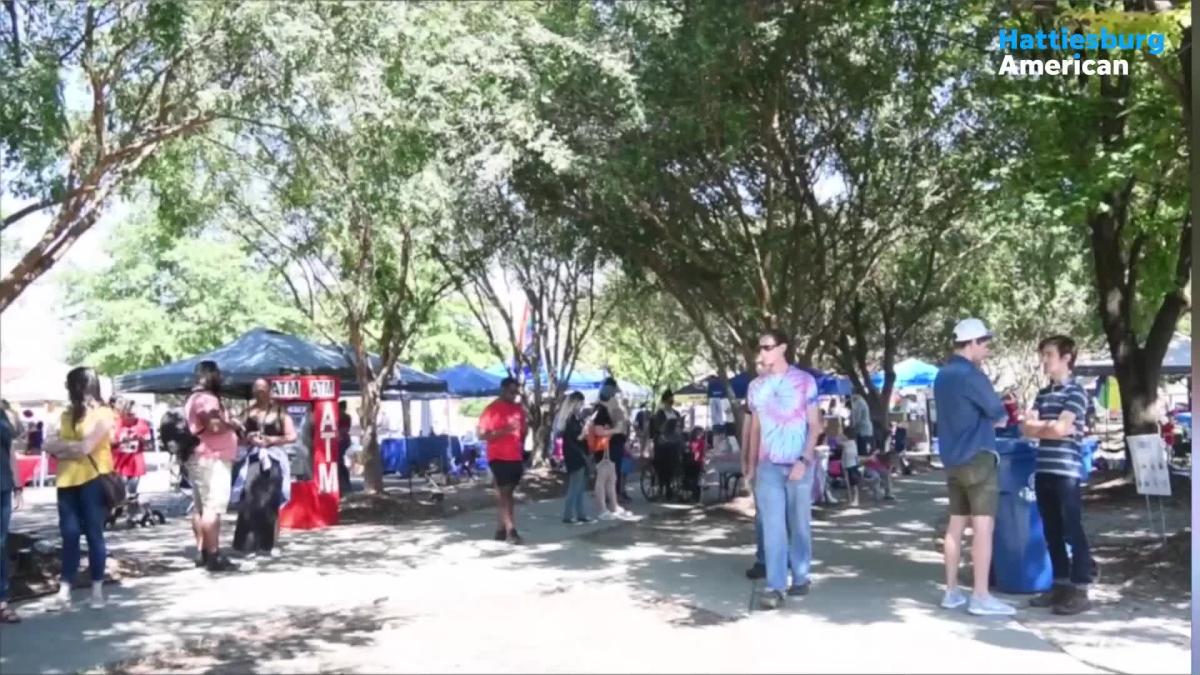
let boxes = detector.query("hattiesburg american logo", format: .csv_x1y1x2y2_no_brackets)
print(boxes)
996,27,1166,76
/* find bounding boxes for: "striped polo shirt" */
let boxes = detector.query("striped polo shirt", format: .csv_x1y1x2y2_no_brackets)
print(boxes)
1033,379,1088,478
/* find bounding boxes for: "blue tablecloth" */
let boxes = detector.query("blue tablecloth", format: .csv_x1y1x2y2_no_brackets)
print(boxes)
380,435,462,478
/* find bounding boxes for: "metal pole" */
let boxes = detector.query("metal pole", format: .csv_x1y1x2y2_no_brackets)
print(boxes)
1145,494,1157,540
1157,497,1169,544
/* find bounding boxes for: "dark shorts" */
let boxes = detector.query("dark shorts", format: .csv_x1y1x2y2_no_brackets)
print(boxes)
845,465,862,487
945,452,999,517
490,460,524,488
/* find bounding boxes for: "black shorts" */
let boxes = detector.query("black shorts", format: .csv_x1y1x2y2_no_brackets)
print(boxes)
845,466,862,487
490,460,524,488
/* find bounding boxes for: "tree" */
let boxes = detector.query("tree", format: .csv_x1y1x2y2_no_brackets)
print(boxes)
437,203,614,466
985,2,1192,444
187,3,457,494
61,206,306,375
159,1,627,488
524,0,1008,436
0,1,282,311
403,294,496,374
586,275,705,397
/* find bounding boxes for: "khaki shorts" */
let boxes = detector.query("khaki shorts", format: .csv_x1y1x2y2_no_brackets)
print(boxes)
945,452,998,517
187,455,233,517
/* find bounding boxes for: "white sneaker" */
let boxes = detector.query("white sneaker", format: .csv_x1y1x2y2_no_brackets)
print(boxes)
968,594,1017,616
90,584,106,610
52,584,72,610
616,508,633,518
598,511,617,521
940,588,967,610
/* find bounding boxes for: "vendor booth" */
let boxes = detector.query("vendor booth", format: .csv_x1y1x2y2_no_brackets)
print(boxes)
114,327,450,528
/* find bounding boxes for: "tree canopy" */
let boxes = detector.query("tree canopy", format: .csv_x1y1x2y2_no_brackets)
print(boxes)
0,0,1187,469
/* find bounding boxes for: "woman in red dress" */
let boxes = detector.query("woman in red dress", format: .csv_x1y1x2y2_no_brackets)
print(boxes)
111,399,150,496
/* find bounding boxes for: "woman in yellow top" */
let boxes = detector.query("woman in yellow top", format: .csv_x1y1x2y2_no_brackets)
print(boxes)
43,366,115,610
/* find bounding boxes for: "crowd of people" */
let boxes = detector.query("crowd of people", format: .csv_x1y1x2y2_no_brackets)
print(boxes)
0,359,326,622
0,314,1122,625
472,317,1100,619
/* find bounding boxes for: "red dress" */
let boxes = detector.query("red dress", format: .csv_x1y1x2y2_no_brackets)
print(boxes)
112,417,151,478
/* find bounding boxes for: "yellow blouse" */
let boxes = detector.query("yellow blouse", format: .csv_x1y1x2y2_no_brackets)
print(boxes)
56,406,115,489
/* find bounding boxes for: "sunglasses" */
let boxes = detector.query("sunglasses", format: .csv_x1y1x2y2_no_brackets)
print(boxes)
758,343,782,352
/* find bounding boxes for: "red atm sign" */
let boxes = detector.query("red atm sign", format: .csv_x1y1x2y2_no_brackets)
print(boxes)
270,376,337,401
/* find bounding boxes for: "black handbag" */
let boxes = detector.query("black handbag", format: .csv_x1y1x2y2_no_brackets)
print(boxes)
88,455,127,511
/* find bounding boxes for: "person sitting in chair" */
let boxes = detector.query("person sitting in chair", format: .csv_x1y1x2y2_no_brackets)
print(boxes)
653,418,685,499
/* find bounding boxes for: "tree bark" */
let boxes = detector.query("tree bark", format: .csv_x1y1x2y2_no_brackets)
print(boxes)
350,338,385,495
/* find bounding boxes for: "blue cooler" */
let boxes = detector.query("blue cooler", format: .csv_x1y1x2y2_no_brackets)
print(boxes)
991,440,1053,594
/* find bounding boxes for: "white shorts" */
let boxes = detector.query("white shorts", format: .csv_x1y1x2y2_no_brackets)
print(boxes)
187,455,233,517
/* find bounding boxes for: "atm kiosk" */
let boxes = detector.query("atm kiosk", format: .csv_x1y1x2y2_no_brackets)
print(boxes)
269,371,341,529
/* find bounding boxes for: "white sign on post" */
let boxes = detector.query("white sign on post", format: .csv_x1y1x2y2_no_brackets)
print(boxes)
1128,433,1172,497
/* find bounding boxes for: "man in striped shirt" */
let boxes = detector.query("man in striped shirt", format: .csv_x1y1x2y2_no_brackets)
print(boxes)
1020,335,1093,616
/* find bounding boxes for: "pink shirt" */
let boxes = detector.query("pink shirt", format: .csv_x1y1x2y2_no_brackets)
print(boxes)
185,391,238,462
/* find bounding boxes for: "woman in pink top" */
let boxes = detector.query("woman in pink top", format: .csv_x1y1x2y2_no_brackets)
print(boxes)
185,360,242,573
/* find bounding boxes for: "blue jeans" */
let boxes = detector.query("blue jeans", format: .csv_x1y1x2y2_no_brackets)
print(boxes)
754,462,814,592
563,468,588,521
0,490,11,602
1035,473,1092,586
754,509,763,566
754,483,795,567
58,479,108,584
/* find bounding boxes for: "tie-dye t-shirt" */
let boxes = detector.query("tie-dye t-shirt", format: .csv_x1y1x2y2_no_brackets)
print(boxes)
747,366,819,465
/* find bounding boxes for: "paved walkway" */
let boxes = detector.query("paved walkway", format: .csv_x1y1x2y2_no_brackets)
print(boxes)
0,473,1187,673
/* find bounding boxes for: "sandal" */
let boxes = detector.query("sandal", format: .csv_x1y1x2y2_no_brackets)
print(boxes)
0,606,20,624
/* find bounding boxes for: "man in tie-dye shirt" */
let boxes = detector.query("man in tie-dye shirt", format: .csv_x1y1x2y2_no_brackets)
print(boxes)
744,329,822,610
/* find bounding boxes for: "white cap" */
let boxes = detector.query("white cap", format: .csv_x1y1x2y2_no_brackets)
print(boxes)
953,318,993,342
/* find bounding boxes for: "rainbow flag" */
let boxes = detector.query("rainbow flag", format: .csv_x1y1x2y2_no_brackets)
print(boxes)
512,301,534,377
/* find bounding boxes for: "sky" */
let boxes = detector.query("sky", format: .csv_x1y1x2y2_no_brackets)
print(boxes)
1,58,106,371
0,196,123,369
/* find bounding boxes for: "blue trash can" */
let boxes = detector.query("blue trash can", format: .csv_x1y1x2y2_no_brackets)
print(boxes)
1080,437,1098,480
991,440,1053,594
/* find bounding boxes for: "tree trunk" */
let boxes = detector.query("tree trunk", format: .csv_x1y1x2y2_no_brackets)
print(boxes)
1114,358,1161,437
356,376,385,494
1088,195,1190,471
865,384,893,448
349,332,386,494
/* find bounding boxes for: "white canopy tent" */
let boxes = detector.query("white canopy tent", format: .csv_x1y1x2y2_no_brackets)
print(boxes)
1076,333,1192,377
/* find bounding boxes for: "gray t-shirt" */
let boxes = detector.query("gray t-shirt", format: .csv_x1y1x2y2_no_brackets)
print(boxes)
851,397,874,437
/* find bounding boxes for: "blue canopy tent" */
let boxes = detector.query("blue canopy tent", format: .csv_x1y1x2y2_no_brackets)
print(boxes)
329,344,447,398
824,375,853,397
115,328,362,395
434,363,505,398
870,358,939,390
113,328,448,397
484,364,609,390
706,368,848,399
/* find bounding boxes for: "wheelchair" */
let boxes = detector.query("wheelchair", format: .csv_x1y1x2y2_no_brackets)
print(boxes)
639,453,702,504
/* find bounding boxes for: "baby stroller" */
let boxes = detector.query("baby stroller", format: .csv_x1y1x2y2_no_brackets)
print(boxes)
104,411,168,529
105,478,167,529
